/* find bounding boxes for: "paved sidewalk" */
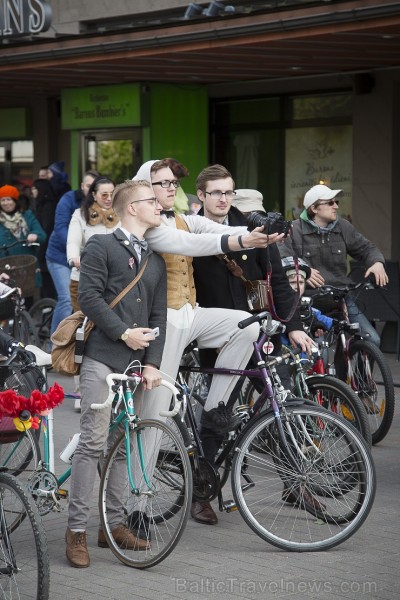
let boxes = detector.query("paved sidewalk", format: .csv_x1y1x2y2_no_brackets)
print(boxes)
42,356,400,600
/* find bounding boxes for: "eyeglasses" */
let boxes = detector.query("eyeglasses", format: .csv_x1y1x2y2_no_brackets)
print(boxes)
205,190,237,201
317,199,340,207
130,197,158,206
97,192,113,199
152,180,181,189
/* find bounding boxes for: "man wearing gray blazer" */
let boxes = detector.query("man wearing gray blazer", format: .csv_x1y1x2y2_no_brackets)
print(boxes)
66,179,167,568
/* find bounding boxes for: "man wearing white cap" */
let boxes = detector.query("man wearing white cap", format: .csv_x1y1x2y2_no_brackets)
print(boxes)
280,183,388,346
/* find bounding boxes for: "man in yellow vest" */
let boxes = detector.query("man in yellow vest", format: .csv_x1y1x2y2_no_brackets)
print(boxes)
133,159,313,525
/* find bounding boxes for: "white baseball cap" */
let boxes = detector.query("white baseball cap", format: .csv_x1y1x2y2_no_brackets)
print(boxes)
303,184,342,209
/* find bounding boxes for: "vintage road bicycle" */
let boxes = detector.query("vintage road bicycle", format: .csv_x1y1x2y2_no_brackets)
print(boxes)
169,311,376,551
0,331,192,569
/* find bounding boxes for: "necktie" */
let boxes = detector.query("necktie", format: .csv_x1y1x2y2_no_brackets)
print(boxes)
130,234,148,252
160,210,175,218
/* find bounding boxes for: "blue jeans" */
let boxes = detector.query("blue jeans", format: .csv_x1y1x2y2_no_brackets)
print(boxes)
46,260,72,334
346,295,380,347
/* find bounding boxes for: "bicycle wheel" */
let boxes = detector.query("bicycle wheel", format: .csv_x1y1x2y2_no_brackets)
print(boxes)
28,298,56,352
99,419,192,569
302,375,372,447
348,339,395,444
0,472,49,599
231,404,376,552
11,310,39,347
0,429,40,478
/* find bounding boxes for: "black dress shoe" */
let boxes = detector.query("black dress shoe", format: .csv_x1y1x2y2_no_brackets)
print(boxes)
200,402,242,434
191,501,218,525
127,510,151,541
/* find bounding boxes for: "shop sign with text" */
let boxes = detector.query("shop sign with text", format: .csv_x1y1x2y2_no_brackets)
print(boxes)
0,0,51,36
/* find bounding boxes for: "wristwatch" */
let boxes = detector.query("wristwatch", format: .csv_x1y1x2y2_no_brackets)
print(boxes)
120,329,130,341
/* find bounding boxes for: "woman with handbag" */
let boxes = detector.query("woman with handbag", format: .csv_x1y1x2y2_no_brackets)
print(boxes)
66,176,119,409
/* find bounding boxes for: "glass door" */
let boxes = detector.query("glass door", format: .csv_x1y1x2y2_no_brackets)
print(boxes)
80,128,142,183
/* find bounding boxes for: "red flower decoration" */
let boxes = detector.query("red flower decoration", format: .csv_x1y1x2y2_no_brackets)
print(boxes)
0,383,65,419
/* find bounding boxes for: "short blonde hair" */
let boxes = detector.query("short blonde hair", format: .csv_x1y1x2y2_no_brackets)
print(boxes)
112,179,152,219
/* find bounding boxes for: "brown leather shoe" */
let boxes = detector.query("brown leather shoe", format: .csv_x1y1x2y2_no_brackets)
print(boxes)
98,524,150,551
65,528,90,568
190,501,218,525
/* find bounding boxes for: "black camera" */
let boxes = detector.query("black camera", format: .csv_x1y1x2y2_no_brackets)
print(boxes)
246,211,291,237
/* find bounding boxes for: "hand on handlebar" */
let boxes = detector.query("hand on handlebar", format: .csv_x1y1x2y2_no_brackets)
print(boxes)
288,330,316,355
365,262,388,287
141,365,162,390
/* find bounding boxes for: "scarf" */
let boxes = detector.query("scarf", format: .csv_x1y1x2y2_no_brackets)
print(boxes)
88,202,118,228
300,209,338,233
0,210,28,238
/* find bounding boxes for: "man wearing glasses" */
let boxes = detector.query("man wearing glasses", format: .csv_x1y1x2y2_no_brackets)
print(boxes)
66,180,167,568
132,159,297,450
279,183,388,346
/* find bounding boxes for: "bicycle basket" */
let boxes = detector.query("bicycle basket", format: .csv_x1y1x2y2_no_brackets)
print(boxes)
0,364,46,397
0,254,37,298
0,415,22,443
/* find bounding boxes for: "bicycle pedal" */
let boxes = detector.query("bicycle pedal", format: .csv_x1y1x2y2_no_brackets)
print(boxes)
222,500,238,512
57,488,69,498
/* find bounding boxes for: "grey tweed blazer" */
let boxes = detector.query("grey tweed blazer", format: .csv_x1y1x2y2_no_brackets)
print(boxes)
78,228,167,372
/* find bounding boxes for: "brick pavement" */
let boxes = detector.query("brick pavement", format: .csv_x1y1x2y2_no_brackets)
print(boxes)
41,356,400,600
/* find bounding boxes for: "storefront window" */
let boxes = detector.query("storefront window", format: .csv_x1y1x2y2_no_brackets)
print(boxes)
211,92,352,217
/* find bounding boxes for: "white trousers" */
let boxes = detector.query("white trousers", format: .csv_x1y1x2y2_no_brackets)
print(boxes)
138,304,259,420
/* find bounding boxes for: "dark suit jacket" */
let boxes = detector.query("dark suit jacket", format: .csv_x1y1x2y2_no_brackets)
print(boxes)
78,228,167,372
193,206,302,333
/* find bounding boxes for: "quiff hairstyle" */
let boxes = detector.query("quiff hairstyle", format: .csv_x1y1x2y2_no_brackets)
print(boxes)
151,159,173,175
112,179,152,219
195,164,235,193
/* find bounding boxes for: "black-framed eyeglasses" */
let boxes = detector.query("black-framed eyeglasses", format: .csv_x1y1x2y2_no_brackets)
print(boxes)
205,190,237,201
130,197,158,206
152,180,181,189
317,199,340,207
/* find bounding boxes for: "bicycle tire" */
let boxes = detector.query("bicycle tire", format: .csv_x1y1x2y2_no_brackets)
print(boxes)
348,339,395,444
28,298,56,351
0,429,40,478
0,472,50,599
11,310,39,347
154,414,194,522
301,374,372,447
98,419,192,569
231,403,376,552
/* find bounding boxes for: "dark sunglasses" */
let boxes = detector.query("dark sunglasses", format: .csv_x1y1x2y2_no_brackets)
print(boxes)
317,199,340,207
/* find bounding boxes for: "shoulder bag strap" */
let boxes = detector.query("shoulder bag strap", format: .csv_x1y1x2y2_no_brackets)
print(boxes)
109,258,149,309
216,254,248,282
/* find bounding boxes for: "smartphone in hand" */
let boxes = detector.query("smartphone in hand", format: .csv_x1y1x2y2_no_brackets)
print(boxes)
144,327,159,340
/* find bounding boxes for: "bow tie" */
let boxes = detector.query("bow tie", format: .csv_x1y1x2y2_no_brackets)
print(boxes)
130,234,148,252
160,210,175,218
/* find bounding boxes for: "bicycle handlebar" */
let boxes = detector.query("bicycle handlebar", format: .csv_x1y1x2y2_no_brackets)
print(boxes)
238,310,270,329
0,239,40,250
309,281,376,300
91,374,182,417
0,287,19,300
